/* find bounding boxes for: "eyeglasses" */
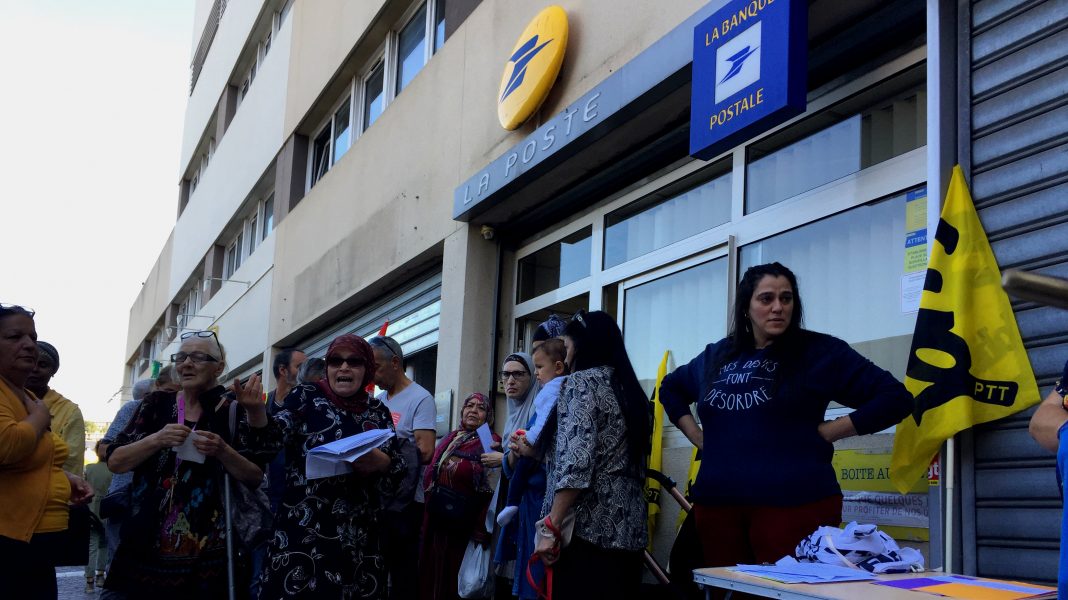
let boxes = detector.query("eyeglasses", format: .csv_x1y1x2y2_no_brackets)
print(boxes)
181,330,219,343
498,370,529,381
326,356,365,368
368,337,401,360
571,310,588,329
0,303,35,318
172,352,220,364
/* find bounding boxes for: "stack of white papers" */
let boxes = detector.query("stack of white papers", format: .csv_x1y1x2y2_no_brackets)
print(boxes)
731,557,876,584
306,428,395,479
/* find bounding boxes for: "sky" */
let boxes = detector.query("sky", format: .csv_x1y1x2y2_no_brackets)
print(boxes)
0,1,194,422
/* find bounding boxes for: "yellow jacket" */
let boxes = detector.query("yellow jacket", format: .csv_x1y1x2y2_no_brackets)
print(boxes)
0,378,69,541
43,389,84,476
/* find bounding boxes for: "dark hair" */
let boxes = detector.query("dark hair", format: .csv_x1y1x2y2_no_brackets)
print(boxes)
532,338,566,364
272,348,301,381
297,357,327,384
713,263,806,383
156,365,177,385
729,262,804,351
562,310,650,463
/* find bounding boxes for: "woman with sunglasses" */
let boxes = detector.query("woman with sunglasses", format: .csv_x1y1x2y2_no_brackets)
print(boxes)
0,304,93,599
533,310,650,600
104,329,276,598
259,334,406,600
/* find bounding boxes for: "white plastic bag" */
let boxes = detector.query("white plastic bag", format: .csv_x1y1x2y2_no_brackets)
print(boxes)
458,540,494,598
794,521,924,574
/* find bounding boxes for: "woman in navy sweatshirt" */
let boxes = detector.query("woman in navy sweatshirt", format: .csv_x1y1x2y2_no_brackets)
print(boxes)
659,262,912,569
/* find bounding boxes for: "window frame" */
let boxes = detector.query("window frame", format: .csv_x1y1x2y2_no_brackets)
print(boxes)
507,47,928,324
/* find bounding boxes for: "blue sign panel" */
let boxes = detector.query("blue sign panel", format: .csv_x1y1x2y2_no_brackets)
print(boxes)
689,0,807,160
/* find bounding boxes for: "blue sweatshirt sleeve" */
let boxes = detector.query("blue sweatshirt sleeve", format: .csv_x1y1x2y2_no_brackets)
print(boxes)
821,336,913,435
661,342,719,424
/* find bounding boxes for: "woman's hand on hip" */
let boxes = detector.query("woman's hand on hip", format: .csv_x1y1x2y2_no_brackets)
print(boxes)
191,431,230,457
152,423,192,450
480,451,503,468
65,472,93,506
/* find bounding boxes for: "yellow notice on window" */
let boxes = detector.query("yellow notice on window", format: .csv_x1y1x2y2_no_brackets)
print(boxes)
833,449,929,541
904,188,928,273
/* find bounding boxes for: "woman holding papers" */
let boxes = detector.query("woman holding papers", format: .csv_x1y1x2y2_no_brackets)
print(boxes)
419,392,502,600
104,330,276,598
659,263,912,573
259,334,406,600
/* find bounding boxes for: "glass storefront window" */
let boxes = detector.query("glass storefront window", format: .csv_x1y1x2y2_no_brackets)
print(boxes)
622,258,728,397
514,294,588,353
739,188,923,379
604,161,732,268
746,66,926,213
516,227,592,302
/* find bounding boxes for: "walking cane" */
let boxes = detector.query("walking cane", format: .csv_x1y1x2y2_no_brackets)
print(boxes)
224,472,236,600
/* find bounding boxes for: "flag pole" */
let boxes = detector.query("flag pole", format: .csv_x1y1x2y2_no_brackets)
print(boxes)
944,437,955,572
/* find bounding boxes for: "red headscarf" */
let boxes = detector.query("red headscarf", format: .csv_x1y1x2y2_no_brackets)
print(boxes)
317,334,377,413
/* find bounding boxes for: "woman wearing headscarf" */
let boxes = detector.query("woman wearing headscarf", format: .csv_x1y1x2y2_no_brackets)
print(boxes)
105,330,275,599
259,334,406,600
483,352,540,470
0,304,93,599
419,393,502,600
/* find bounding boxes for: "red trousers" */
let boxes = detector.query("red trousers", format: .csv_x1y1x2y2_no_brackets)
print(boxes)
693,495,843,567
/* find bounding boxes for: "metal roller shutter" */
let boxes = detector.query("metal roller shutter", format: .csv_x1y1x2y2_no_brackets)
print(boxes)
960,0,1068,584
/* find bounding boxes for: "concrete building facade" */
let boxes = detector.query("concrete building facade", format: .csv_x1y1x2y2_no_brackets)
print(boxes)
125,0,1067,583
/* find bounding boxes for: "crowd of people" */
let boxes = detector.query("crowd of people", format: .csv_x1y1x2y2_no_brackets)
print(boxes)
4,260,1065,598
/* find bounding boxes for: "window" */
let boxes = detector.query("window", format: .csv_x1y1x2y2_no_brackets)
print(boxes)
262,194,274,241
305,0,448,191
517,227,593,302
434,0,446,51
263,29,272,58
333,97,352,162
363,61,385,131
396,3,429,94
311,125,331,185
279,0,293,24
604,159,732,268
247,211,259,255
746,67,925,213
225,232,243,278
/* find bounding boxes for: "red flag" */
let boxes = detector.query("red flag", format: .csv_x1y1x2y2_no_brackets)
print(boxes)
366,320,389,392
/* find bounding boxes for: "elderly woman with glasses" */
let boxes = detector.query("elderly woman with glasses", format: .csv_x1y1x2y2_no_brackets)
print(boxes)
0,304,93,599
259,334,407,600
104,330,276,598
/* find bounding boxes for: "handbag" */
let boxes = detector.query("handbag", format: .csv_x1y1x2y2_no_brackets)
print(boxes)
226,401,274,550
427,484,471,521
458,487,496,598
99,487,131,520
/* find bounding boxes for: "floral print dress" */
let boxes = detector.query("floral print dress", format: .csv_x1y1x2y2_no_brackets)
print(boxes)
259,382,406,600
104,387,279,599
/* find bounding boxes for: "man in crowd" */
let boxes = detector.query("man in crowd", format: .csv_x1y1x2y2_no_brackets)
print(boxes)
99,368,177,572
265,347,306,512
370,336,436,600
26,341,85,475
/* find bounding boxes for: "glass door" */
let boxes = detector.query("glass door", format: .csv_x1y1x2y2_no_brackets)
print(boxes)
618,250,732,398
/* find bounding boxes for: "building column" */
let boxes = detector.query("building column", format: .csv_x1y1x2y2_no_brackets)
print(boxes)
436,223,499,429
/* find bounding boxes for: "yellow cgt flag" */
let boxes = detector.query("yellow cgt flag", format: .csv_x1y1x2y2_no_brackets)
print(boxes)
890,166,1040,494
646,350,670,550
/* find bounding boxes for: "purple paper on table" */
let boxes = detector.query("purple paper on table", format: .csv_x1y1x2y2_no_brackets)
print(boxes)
873,578,945,590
